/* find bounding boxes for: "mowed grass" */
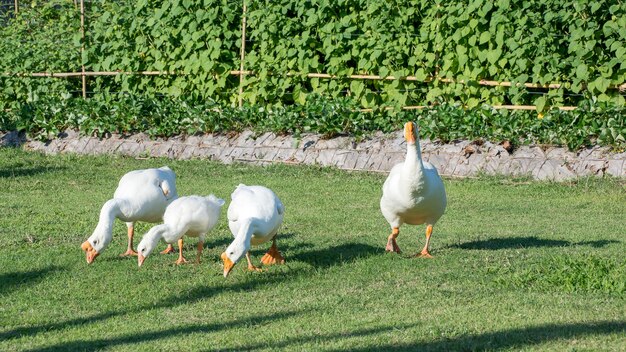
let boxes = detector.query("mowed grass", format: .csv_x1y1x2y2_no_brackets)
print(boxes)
0,147,624,351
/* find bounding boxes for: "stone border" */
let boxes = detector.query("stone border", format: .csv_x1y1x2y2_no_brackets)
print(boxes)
2,130,624,180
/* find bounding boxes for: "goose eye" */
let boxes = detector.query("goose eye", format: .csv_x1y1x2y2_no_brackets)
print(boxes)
229,251,234,255
93,240,98,245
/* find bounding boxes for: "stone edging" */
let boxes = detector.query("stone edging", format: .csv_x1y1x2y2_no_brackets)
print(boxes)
1,130,624,180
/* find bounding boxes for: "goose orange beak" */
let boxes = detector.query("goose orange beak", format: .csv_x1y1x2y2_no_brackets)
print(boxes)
81,241,99,264
138,253,145,267
404,122,416,144
221,252,235,278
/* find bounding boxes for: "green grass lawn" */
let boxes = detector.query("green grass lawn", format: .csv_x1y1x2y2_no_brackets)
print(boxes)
1,147,624,351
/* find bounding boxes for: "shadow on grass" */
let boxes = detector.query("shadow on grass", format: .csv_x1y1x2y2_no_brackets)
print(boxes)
450,236,620,250
0,266,62,296
209,323,420,352
294,242,380,269
327,320,626,352
0,166,66,178
25,310,303,352
2,242,375,342
1,273,295,342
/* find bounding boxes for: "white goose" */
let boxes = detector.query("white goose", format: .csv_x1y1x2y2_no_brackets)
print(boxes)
221,184,285,277
137,195,225,266
380,122,447,257
81,166,178,263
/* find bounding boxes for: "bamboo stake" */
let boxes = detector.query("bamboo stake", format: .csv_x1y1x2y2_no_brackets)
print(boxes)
14,0,18,14
238,1,247,108
80,0,86,98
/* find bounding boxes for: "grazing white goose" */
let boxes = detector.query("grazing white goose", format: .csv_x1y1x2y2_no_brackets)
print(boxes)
80,166,178,264
380,122,447,257
137,195,225,266
221,184,285,277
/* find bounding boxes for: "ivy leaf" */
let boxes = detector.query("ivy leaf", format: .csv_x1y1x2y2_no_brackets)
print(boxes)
102,56,114,71
590,2,601,13
296,91,307,105
535,96,547,112
414,68,428,81
479,32,491,44
591,77,610,93
486,49,501,64
168,86,182,96
350,80,364,97
361,92,376,108
575,64,589,80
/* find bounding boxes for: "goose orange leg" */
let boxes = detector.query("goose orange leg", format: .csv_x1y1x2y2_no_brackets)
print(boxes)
160,243,175,254
246,252,262,272
174,238,188,265
385,227,401,253
417,225,434,258
260,238,285,265
120,224,138,257
195,240,204,264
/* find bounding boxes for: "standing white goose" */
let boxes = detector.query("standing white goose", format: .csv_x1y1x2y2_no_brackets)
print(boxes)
221,184,285,277
80,166,178,264
137,195,225,266
380,122,447,257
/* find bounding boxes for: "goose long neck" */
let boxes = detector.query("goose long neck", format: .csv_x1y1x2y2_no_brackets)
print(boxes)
235,219,254,247
96,199,124,236
404,140,424,176
144,225,166,250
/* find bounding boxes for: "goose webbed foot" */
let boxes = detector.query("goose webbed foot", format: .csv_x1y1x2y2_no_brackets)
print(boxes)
175,256,189,265
414,249,433,258
246,252,263,272
260,239,285,266
160,244,175,254
120,249,138,257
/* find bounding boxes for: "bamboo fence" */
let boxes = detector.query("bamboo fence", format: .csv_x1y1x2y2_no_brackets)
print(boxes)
3,0,626,112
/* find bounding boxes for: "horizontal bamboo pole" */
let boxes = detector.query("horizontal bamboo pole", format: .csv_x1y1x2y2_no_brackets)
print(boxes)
233,71,624,90
491,105,577,111
4,70,626,91
359,106,427,112
360,105,577,112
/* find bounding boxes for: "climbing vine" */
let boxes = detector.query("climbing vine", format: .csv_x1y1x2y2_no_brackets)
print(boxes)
1,0,625,150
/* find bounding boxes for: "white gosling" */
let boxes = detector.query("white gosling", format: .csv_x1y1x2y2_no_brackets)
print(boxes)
137,195,225,267
221,184,285,277
81,166,178,264
380,122,447,257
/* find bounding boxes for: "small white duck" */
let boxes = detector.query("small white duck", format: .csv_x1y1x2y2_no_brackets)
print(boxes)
380,122,447,257
80,166,178,264
221,184,285,277
137,195,225,266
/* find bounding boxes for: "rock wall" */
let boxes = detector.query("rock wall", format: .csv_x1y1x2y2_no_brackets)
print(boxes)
2,130,624,180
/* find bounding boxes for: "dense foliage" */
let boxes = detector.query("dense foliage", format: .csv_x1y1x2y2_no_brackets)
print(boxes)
0,0,625,150
1,0,625,107
2,94,624,151
246,0,626,108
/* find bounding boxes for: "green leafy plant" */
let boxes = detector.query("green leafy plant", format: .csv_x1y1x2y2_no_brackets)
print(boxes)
2,0,625,109
2,94,624,151
1,1,625,149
